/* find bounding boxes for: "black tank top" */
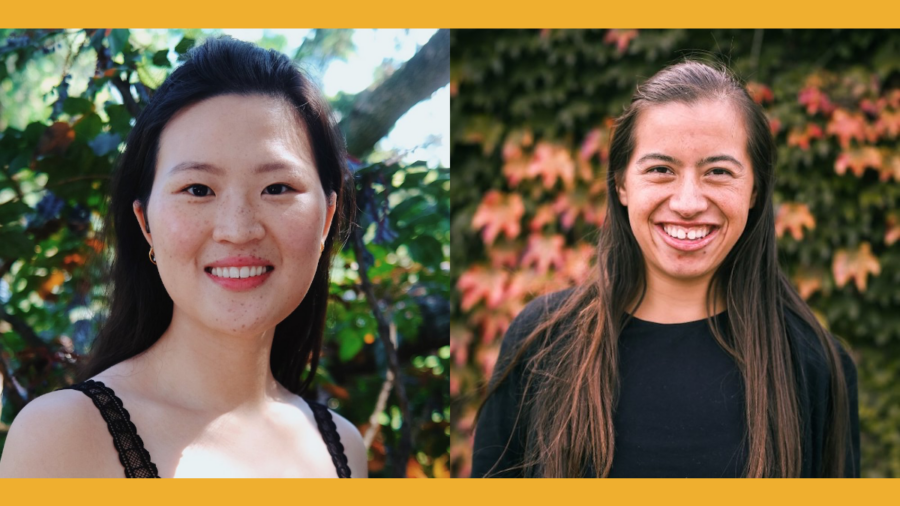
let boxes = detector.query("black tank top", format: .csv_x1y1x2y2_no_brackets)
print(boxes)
65,380,352,478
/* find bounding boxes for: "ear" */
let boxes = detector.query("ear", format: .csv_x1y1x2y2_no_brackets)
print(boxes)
322,192,337,245
616,180,628,207
132,200,153,247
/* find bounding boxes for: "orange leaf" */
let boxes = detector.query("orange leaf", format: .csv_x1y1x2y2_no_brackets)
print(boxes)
775,203,816,240
38,270,66,300
746,82,774,104
603,29,638,54
36,122,75,156
832,242,881,292
457,266,508,311
787,124,823,150
792,271,823,300
527,142,575,190
876,110,900,139
407,457,429,478
798,86,834,116
879,155,900,183
530,204,557,232
520,234,566,275
886,213,900,246
826,109,868,149
471,191,524,245
552,190,605,229
834,147,882,178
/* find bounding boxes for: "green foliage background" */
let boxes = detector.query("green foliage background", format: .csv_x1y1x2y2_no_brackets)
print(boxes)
0,29,449,477
450,29,900,477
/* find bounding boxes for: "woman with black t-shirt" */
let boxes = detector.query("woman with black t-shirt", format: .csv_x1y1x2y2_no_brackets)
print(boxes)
472,61,859,478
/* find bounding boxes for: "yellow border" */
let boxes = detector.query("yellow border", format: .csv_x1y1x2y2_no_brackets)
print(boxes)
1,1,900,28
1,478,899,504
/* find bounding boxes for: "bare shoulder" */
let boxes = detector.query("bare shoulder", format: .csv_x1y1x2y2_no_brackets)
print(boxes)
0,388,123,477
327,407,368,478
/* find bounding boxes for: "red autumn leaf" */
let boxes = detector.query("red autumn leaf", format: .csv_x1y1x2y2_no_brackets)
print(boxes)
457,266,508,311
603,29,638,54
530,204,557,232
775,203,816,240
527,142,575,190
579,127,610,162
553,190,606,229
520,233,566,275
879,155,900,182
827,109,868,149
746,82,774,104
767,115,782,136
832,242,881,292
562,243,595,283
450,324,472,367
834,147,882,178
886,213,900,246
798,86,834,116
487,242,521,269
502,158,530,187
876,110,900,139
471,191,525,245
792,270,823,300
35,122,75,156
787,123,823,150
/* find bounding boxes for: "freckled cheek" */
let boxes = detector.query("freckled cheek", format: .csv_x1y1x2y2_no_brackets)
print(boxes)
151,203,212,266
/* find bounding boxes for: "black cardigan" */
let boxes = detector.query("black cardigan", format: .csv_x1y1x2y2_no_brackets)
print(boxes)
471,289,860,478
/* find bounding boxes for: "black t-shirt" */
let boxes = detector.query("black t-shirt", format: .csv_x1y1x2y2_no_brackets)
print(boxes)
471,289,860,478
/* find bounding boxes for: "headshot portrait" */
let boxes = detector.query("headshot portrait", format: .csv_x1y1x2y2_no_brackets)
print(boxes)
451,29,900,477
0,29,449,478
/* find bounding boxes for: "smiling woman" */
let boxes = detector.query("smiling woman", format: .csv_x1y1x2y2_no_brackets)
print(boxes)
472,61,859,478
0,37,366,478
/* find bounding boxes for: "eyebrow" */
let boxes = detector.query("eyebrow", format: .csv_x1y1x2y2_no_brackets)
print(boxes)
636,153,744,169
168,161,298,175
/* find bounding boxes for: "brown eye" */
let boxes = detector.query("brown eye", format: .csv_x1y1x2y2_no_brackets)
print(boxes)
184,184,213,197
263,184,293,195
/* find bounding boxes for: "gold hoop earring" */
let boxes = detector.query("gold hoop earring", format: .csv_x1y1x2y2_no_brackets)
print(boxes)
149,247,157,265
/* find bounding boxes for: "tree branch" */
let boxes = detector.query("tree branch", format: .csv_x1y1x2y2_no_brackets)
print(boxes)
339,29,450,157
0,345,26,412
350,226,412,478
363,321,396,449
111,76,141,118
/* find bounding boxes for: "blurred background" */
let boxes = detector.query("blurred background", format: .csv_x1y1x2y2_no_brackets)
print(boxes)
450,29,900,477
0,28,449,478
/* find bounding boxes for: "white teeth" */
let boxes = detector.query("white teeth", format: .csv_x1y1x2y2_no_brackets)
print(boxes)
210,266,269,279
664,225,711,240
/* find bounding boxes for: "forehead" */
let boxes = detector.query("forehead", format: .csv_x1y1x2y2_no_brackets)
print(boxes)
631,99,748,158
156,93,313,175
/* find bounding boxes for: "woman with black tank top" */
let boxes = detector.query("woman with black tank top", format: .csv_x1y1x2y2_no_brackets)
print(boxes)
0,37,365,478
472,62,859,478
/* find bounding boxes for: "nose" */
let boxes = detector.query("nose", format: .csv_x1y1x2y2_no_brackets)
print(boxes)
212,193,265,244
668,175,708,217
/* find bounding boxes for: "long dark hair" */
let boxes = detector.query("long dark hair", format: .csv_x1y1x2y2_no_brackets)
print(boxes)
484,61,850,477
81,37,351,395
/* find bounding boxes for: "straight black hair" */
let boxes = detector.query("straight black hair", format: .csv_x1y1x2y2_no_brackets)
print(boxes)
81,36,351,395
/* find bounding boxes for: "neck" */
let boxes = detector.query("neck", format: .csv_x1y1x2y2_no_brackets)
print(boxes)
630,270,723,324
128,308,284,412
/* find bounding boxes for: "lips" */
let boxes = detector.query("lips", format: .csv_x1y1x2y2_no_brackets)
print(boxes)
203,256,274,292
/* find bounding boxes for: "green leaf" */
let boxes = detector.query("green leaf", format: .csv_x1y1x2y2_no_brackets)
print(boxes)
62,97,94,116
105,103,133,136
152,49,171,67
0,228,34,260
407,235,444,265
73,113,103,141
175,37,196,55
338,327,365,362
107,29,131,57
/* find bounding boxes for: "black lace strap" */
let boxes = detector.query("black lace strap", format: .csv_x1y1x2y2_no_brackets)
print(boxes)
65,380,160,478
308,401,352,478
